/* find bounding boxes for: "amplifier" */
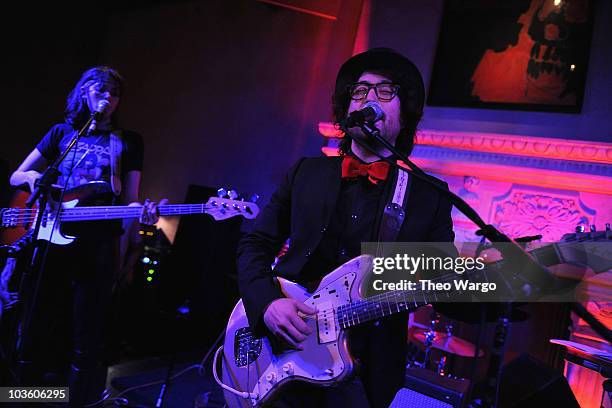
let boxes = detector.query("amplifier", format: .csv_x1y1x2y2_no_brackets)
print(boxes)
390,367,470,408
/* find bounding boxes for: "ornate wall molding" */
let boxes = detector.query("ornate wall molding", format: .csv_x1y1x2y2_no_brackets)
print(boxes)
318,122,343,138
410,157,612,195
318,123,612,194
411,145,612,177
416,130,612,165
489,188,596,242
318,122,612,165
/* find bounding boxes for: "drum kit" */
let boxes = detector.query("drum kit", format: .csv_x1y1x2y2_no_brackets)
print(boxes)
406,304,528,378
407,311,484,378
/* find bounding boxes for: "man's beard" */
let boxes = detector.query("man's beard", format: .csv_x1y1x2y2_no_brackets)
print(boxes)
347,126,388,155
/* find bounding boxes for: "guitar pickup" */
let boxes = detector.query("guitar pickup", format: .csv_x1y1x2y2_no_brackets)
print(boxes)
316,301,336,344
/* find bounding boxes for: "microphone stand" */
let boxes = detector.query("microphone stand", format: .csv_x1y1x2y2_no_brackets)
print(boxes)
14,113,100,384
347,121,559,297
352,123,611,341
343,121,611,406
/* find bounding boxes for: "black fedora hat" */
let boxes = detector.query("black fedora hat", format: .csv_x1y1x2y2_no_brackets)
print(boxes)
335,47,425,113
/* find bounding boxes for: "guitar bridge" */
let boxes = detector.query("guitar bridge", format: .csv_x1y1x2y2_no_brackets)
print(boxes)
234,327,262,367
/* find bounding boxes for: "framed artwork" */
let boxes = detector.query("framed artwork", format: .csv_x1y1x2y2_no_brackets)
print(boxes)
427,0,594,113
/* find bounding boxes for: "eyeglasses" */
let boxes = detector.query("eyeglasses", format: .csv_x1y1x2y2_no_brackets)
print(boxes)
348,83,400,102
89,82,121,98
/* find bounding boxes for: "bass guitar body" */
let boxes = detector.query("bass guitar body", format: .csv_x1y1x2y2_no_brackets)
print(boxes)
1,181,259,247
0,190,29,246
221,255,373,408
40,181,116,245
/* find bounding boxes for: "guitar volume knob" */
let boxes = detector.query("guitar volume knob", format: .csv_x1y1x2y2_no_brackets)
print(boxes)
282,363,294,375
265,372,276,383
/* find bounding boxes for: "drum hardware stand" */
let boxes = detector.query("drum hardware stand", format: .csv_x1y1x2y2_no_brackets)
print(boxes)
472,234,540,408
436,323,455,377
415,313,440,370
155,301,192,408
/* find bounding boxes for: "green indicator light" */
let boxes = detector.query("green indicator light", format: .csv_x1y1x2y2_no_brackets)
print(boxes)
146,276,153,282
148,269,155,275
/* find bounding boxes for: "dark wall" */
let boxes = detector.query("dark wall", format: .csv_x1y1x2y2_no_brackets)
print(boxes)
3,6,105,172
3,0,363,206
366,0,612,142
4,1,610,208
96,0,363,204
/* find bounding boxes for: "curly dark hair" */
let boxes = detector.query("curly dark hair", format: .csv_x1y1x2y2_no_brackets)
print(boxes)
331,48,424,157
65,66,125,129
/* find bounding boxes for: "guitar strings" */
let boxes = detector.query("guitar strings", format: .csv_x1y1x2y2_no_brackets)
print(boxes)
2,202,596,326
0,203,256,224
300,241,573,327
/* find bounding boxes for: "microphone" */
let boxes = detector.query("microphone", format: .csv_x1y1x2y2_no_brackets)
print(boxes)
342,101,384,128
87,100,111,134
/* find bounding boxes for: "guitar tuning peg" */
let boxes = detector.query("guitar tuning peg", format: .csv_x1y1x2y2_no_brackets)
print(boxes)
228,190,238,200
217,188,228,198
575,225,585,233
249,194,260,203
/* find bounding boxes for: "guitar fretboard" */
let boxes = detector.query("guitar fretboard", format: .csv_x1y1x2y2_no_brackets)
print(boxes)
336,244,563,329
0,201,257,226
57,204,216,221
336,272,457,329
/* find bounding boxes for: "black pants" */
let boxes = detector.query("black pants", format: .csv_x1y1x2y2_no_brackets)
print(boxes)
18,236,119,405
271,312,408,408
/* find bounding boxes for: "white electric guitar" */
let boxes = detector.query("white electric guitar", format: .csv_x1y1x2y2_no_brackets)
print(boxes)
0,182,259,246
215,228,612,407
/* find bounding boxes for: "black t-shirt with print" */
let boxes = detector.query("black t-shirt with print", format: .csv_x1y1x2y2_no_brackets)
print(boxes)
37,123,144,191
36,123,144,236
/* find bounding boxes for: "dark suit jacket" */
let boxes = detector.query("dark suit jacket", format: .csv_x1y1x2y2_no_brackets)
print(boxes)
237,156,455,335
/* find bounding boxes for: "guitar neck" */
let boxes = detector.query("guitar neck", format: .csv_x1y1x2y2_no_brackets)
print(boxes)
337,287,429,329
57,204,212,222
338,243,562,329
1,197,258,228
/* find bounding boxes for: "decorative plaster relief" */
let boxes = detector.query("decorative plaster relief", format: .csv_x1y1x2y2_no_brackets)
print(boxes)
490,187,596,241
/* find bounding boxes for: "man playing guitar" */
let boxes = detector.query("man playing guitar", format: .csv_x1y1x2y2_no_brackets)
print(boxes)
236,48,456,408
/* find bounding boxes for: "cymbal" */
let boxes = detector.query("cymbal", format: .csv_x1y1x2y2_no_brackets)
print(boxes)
409,327,484,357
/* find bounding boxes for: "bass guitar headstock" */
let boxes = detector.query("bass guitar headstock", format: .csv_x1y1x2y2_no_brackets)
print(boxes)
205,188,260,221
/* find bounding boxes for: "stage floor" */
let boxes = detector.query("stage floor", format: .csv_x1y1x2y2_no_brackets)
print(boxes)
107,349,225,408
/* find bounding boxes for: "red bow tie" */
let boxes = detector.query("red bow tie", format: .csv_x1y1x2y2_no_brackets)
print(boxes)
341,156,390,185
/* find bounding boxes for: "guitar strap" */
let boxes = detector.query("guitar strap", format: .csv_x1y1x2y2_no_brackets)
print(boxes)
109,130,123,197
377,167,410,243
